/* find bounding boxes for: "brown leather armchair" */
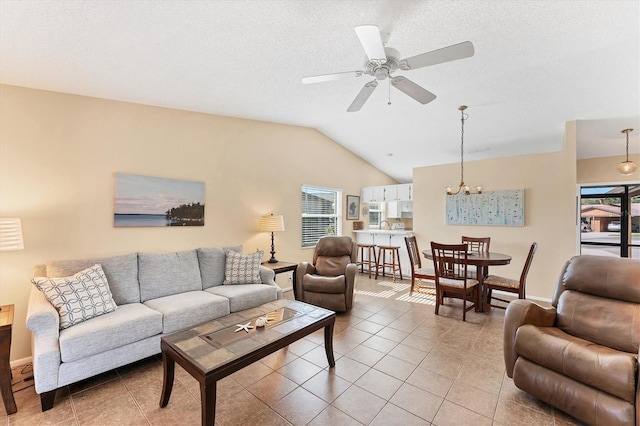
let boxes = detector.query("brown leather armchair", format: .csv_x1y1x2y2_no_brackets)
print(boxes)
295,236,357,312
504,255,640,425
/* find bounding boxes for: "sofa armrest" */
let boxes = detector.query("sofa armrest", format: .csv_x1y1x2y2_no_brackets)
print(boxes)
26,286,62,394
258,266,283,299
295,263,316,300
259,265,276,285
503,299,556,378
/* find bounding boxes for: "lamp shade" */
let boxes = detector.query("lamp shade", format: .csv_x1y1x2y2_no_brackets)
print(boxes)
617,160,638,176
260,214,285,232
0,218,24,251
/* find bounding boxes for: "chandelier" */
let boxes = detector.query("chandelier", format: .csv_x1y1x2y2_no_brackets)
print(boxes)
446,105,483,195
617,128,637,176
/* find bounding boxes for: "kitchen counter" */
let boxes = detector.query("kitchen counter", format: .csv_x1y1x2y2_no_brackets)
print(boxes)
353,229,413,235
353,229,413,279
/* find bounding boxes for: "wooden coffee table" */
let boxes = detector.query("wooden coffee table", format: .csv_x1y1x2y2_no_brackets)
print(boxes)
159,299,336,425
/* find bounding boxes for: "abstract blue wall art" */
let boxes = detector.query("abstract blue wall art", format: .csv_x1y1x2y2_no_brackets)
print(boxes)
446,189,524,226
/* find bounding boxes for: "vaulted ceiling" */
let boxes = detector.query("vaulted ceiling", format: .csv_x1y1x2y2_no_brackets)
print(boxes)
1,0,638,182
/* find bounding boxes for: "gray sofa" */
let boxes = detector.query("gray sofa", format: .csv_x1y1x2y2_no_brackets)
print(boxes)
26,246,282,411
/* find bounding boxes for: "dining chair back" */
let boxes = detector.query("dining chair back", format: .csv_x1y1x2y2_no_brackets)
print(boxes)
485,242,537,308
404,236,435,295
461,236,490,253
461,236,491,279
430,242,480,321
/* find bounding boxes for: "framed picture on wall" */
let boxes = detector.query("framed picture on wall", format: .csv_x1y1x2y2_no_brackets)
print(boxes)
114,173,205,227
346,195,360,220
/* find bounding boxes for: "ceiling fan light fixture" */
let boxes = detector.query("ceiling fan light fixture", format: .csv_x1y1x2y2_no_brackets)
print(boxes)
617,128,637,176
301,25,474,112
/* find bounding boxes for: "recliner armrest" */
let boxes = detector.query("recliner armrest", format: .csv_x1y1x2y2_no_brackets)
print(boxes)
344,263,357,310
295,262,316,300
503,299,556,377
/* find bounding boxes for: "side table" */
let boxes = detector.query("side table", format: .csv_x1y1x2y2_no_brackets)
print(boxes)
261,261,298,298
0,304,17,415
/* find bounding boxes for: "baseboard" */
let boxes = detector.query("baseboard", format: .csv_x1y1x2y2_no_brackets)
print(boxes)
10,356,32,369
492,289,552,303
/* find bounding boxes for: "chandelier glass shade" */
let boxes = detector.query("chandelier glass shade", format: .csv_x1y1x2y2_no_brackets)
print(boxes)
446,105,482,195
617,128,637,176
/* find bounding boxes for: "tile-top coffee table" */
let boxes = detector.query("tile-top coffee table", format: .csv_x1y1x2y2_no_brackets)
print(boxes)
159,299,336,425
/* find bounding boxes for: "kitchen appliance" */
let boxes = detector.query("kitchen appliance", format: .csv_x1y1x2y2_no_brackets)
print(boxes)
391,223,405,230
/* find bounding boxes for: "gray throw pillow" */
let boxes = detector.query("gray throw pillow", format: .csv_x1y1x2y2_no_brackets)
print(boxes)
223,250,263,284
32,264,117,329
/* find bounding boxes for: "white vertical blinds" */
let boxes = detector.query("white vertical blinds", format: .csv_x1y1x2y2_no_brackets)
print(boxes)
301,185,342,248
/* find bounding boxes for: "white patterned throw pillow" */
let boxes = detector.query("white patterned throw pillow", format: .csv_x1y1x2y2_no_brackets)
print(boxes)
32,264,117,329
223,250,263,284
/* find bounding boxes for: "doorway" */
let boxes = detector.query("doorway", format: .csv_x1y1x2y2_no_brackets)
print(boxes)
579,184,640,258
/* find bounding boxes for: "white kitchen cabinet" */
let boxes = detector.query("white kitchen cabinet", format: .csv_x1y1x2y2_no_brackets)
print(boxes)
387,201,413,218
396,183,412,200
362,183,412,203
361,186,386,203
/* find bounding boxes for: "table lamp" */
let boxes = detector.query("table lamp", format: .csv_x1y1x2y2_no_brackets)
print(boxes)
0,218,24,313
0,218,24,251
260,214,284,263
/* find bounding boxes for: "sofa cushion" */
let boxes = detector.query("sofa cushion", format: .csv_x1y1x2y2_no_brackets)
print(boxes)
46,253,140,305
205,284,278,312
144,291,230,333
303,274,345,294
59,303,162,363
223,250,263,284
33,264,118,330
515,324,637,403
197,245,243,289
138,250,202,302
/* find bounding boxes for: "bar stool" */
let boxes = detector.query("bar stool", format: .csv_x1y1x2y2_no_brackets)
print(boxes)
375,245,403,282
356,243,377,278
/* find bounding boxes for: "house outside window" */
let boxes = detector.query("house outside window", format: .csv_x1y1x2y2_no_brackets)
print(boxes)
301,185,342,248
368,202,383,228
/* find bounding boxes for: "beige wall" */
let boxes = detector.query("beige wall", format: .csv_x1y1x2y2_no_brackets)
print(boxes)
413,122,579,302
0,85,396,361
577,154,640,183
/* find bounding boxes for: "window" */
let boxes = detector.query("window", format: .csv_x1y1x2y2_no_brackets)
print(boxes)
301,185,342,248
579,184,640,258
368,202,383,228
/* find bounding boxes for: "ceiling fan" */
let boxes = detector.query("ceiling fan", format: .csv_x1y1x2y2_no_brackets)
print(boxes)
301,25,475,112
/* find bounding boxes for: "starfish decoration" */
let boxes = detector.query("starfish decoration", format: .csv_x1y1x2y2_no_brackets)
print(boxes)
234,322,253,333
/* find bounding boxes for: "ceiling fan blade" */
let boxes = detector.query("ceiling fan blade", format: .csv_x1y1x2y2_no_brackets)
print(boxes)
355,25,387,62
347,80,378,112
400,41,475,70
391,76,436,104
301,70,363,84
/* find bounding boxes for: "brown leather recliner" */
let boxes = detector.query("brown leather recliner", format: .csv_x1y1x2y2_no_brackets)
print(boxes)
296,236,357,312
504,255,640,425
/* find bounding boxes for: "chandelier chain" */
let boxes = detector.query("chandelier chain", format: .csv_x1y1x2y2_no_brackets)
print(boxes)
626,129,630,159
460,108,465,185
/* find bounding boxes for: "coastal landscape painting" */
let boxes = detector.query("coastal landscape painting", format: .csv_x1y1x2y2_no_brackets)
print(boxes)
114,173,205,227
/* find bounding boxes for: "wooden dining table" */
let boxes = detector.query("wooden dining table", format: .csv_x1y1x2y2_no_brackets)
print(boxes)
422,250,512,312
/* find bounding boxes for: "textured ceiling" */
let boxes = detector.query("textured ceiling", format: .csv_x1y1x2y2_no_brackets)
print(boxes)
1,0,638,182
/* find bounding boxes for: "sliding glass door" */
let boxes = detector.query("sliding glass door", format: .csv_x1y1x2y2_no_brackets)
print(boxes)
580,184,639,258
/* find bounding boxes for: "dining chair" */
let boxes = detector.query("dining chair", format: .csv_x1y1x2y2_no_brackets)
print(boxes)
404,236,435,296
484,242,537,308
461,236,490,279
430,242,480,321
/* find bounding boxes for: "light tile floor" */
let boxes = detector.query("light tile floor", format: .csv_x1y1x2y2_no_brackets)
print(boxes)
1,274,584,425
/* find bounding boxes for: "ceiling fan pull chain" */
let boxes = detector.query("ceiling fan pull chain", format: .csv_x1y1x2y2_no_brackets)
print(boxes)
388,79,392,106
